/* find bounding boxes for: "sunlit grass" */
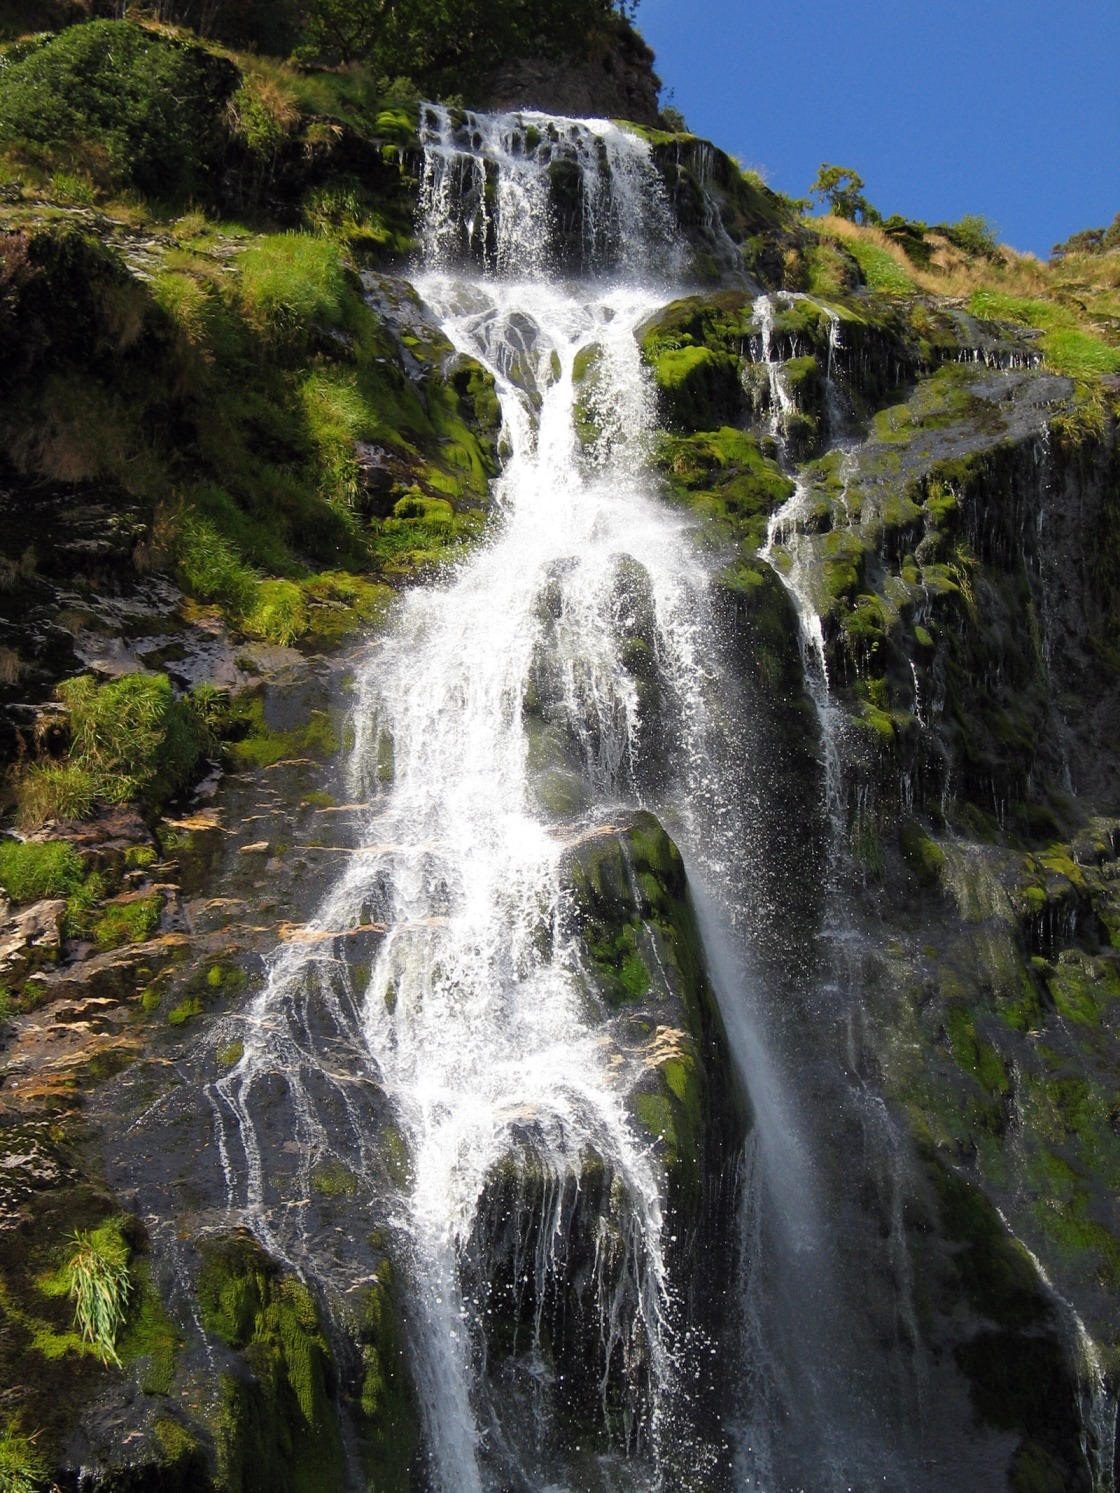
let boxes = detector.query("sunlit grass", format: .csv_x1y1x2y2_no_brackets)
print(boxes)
814,216,1120,379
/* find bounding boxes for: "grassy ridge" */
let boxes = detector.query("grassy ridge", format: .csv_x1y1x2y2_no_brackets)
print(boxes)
812,213,1120,380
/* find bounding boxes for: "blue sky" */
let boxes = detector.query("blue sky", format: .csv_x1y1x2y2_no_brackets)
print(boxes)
636,0,1120,258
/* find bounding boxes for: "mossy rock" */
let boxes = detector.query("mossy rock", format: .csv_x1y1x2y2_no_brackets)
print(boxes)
196,1231,347,1493
654,425,792,553
355,1262,420,1492
647,344,744,433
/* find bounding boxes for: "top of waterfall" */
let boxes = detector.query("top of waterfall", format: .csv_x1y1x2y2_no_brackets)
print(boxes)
417,102,686,283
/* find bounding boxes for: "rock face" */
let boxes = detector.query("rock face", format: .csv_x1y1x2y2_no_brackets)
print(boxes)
487,24,661,125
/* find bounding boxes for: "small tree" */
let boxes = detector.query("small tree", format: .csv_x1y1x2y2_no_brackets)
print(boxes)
809,163,880,225
299,0,389,64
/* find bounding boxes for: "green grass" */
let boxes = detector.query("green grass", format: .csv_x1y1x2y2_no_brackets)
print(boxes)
238,233,351,348
57,1220,132,1367
58,672,206,803
0,838,85,902
245,579,310,646
12,672,209,829
0,1418,50,1493
969,290,1120,379
13,762,101,829
843,237,916,294
173,514,259,618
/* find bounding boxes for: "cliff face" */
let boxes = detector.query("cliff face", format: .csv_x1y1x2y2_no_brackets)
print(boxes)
1,16,1120,1492
486,20,661,124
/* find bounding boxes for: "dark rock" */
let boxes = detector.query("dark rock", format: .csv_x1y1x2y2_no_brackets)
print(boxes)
486,27,661,126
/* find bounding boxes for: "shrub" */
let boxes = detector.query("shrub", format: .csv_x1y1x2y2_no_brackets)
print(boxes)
0,838,85,902
0,21,239,199
946,214,1000,258
13,672,209,827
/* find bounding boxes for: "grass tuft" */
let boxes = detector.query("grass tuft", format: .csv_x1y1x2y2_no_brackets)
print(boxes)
0,838,85,902
62,1221,131,1367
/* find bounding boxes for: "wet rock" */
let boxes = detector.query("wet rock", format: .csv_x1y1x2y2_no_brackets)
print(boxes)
0,897,67,984
563,812,746,1217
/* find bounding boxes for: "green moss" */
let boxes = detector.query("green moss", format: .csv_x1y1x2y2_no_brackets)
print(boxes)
92,894,162,951
198,1233,347,1493
151,1416,207,1479
227,694,342,770
820,529,865,607
119,1261,181,1396
646,342,743,432
632,1050,705,1207
654,426,792,551
357,1262,419,1491
634,1091,677,1151
1047,957,1105,1025
310,1160,358,1198
900,820,947,887
167,996,204,1027
945,1003,1010,1098
930,1157,1046,1330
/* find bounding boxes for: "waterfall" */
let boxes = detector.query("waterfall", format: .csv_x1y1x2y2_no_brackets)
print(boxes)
200,103,1092,1493
210,106,740,1492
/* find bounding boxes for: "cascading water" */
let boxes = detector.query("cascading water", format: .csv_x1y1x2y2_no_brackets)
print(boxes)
211,106,735,1491
200,103,1089,1493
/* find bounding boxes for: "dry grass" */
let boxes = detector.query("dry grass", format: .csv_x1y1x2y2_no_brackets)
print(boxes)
0,647,25,685
814,216,1120,380
227,72,300,155
816,214,1050,299
818,214,1120,307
